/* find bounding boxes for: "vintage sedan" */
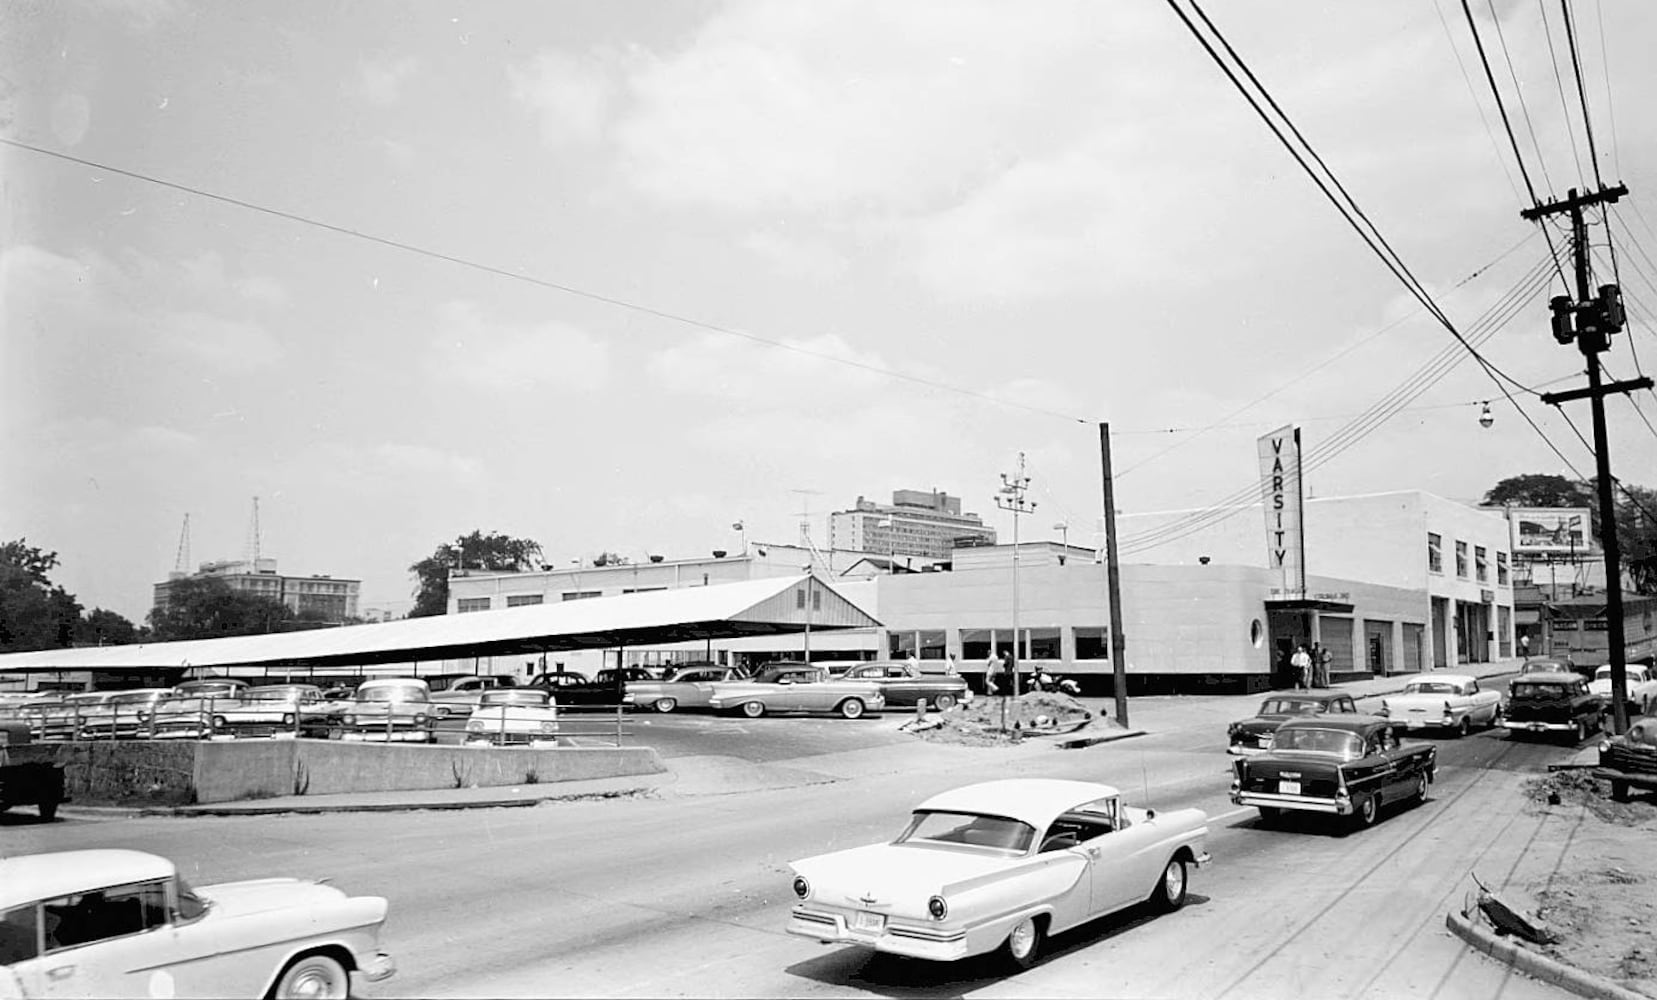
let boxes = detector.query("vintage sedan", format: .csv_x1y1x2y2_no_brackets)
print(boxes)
1377,672,1502,736
526,670,629,711
428,674,520,718
208,685,333,739
625,666,750,713
707,665,885,719
1519,655,1579,677
1588,663,1657,718
173,678,251,700
75,689,176,740
787,778,1209,970
838,661,973,711
338,679,435,743
143,697,218,741
1501,671,1607,742
1227,691,1359,755
1231,716,1437,829
0,848,394,999
463,688,561,747
27,692,119,741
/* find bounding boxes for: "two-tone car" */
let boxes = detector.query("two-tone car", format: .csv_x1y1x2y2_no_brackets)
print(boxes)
1500,671,1606,742
1230,715,1437,829
74,689,176,740
1376,672,1502,737
428,674,521,719
1595,717,1657,803
837,661,973,711
788,778,1209,970
463,688,561,747
706,665,885,719
1588,663,1657,718
0,848,394,999
208,685,333,739
1227,691,1358,755
625,665,750,713
338,679,435,743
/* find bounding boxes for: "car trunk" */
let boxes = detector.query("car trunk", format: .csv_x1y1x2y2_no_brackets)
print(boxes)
1238,755,1343,798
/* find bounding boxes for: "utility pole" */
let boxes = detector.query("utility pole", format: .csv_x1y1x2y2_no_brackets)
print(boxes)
1100,424,1129,728
1524,184,1652,735
996,454,1036,700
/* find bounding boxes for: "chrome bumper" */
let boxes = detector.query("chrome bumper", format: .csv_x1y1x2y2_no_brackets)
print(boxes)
359,952,396,982
788,907,967,962
1232,790,1347,815
1500,719,1575,732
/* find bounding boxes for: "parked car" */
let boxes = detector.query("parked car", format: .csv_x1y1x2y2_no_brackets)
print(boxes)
173,678,251,699
339,679,435,742
625,666,750,713
1227,691,1359,755
29,692,119,741
1588,663,1657,718
1230,715,1437,829
706,665,885,719
1518,655,1579,677
0,720,66,820
837,661,973,710
208,685,333,739
143,696,218,740
75,689,176,740
1376,673,1503,737
429,674,520,718
1500,671,1607,742
463,688,560,748
0,848,394,999
787,778,1210,970
1595,717,1657,802
526,671,628,710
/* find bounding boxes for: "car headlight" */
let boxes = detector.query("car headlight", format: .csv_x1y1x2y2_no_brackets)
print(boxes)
540,721,557,734
1599,739,1612,752
928,895,948,920
345,714,357,726
466,720,484,733
282,713,295,726
792,876,810,899
413,713,429,725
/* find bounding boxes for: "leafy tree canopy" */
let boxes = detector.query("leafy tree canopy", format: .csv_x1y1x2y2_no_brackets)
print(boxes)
408,531,544,618
1482,474,1594,510
146,576,307,640
1,538,142,652
1484,475,1657,594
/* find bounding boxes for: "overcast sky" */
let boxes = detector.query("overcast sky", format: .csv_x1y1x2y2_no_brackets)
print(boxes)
4,0,1656,623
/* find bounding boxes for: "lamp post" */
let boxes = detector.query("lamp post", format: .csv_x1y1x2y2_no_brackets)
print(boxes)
995,453,1036,700
1054,521,1069,562
877,518,897,574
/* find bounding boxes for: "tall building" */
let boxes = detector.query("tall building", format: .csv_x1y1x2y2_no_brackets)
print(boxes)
152,558,361,622
828,488,996,561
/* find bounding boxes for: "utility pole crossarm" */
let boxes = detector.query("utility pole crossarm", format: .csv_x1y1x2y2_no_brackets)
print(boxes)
1520,183,1627,220
1541,377,1654,405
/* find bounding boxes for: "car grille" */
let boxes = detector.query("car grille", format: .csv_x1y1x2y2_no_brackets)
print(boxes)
1602,745,1657,777
792,909,837,929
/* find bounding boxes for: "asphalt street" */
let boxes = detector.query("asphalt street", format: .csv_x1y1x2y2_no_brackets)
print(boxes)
4,669,1607,999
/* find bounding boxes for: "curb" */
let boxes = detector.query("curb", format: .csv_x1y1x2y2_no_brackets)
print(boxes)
1445,909,1651,1000
139,785,663,818
1050,728,1148,749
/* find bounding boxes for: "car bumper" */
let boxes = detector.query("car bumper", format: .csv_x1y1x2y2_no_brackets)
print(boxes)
341,730,431,742
1232,790,1348,815
1500,720,1576,733
1227,743,1270,756
358,952,396,983
788,907,968,962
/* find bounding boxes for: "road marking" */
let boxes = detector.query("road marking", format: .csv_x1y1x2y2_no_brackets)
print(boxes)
1210,806,1255,824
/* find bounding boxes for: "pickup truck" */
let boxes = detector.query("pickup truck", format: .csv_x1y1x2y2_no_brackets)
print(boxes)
1500,671,1607,743
1376,673,1502,737
0,720,65,820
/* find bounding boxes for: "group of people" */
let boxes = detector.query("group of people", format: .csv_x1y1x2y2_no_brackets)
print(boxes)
1289,642,1333,690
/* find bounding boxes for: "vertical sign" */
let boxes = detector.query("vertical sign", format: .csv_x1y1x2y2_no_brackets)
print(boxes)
1257,425,1306,597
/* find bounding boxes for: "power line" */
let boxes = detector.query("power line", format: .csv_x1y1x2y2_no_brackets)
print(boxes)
1431,0,1524,204
1534,0,1589,188
1560,0,1606,189
0,136,1096,427
1482,0,1559,196
1592,0,1621,180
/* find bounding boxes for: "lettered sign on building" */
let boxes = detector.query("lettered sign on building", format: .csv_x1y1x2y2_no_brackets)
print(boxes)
1257,425,1306,598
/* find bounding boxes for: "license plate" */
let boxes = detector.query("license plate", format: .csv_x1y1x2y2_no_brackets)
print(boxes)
1279,780,1301,795
851,911,885,934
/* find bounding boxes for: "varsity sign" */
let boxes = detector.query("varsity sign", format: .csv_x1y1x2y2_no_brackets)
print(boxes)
1257,425,1306,597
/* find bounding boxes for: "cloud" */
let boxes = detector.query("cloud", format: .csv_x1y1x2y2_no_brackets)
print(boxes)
740,230,848,283
424,301,610,392
158,311,284,373
351,54,419,106
509,51,616,145
646,330,890,403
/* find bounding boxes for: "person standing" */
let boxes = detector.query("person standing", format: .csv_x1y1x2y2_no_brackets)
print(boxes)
984,650,1001,696
1291,644,1313,691
1518,633,1531,658
1311,641,1331,688
944,653,959,677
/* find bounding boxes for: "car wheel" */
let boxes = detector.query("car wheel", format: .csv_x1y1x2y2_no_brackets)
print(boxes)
1411,773,1429,805
741,701,765,719
839,698,866,720
1000,915,1044,971
1354,793,1379,829
1611,779,1630,803
272,953,350,1000
653,697,678,714
1153,857,1189,911
38,800,58,821
932,693,957,711
1456,716,1470,738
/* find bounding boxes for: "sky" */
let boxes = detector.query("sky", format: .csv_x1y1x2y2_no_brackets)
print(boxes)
3,0,1657,624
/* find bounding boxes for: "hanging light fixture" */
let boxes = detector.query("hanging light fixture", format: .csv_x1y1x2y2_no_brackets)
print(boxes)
1478,402,1494,429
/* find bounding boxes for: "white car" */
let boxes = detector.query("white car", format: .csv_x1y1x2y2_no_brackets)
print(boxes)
463,688,561,747
1589,663,1657,716
787,779,1210,970
1377,672,1503,736
0,848,394,999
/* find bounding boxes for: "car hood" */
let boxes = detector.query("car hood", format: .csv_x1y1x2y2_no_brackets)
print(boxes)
792,842,1018,905
1233,715,1292,732
198,878,353,918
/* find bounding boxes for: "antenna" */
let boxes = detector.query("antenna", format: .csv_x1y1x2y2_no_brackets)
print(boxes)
245,496,262,567
790,488,828,574
172,513,192,578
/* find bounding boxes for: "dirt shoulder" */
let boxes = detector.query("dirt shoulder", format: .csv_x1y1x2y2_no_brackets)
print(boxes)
1518,771,1657,998
902,691,1125,747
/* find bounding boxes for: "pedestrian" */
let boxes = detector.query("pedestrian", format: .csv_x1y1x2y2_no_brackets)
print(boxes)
1311,641,1331,688
906,652,921,673
1518,634,1531,658
998,648,1016,696
1291,644,1312,691
944,653,958,677
984,650,1000,696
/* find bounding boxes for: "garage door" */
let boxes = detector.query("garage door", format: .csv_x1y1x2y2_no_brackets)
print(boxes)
1320,616,1353,674
1364,620,1392,675
1402,623,1425,672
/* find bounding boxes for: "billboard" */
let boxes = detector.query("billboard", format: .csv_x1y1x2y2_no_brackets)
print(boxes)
1510,507,1593,555
1257,425,1305,597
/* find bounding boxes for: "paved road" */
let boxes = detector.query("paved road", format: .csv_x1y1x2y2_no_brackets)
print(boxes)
7,676,1598,999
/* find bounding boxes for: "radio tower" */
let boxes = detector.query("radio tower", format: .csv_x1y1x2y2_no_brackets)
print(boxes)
171,513,192,579
245,496,262,568
790,488,827,573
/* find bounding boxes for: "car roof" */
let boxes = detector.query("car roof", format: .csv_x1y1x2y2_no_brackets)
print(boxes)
1404,673,1475,685
1276,715,1389,733
0,850,176,909
359,678,429,689
1513,672,1580,683
915,779,1123,831
1262,691,1350,704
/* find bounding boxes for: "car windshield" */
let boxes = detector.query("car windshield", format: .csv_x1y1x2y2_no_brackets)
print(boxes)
1270,728,1365,759
1512,682,1572,699
359,685,427,703
1260,698,1322,715
247,689,304,701
896,810,1036,854
480,690,550,707
1406,682,1459,695
1522,661,1568,674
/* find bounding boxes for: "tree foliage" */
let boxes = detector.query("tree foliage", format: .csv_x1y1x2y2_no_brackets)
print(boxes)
1482,474,1594,510
1484,475,1657,595
0,539,143,652
408,530,545,617
146,576,312,640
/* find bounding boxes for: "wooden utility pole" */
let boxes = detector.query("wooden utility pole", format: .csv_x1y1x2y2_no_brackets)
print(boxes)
1524,184,1651,735
1100,423,1129,728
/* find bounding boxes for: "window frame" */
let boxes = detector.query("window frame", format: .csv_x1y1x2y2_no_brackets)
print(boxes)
1427,533,1444,574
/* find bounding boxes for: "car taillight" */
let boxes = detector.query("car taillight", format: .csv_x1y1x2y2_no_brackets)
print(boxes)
792,877,810,899
928,896,948,920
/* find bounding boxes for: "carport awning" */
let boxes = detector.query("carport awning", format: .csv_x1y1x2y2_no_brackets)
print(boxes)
1264,597,1356,614
0,575,879,671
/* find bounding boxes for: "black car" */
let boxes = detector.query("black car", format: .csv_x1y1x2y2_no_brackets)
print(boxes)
1595,717,1657,802
1227,691,1360,755
526,671,628,710
1500,671,1606,743
1230,715,1437,830
837,661,972,710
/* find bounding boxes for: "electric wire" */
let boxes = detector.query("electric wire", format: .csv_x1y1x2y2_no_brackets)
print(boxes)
1535,0,1589,188
0,136,1094,428
1431,0,1524,204
1560,0,1606,189
1592,0,1620,180
1483,0,1559,196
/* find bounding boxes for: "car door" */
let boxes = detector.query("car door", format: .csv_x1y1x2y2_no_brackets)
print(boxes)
789,670,829,711
1077,802,1167,915
22,880,186,999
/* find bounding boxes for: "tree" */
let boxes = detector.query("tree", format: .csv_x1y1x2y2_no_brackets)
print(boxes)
0,539,82,652
408,531,544,617
1613,484,1657,595
75,607,143,646
146,577,301,640
591,551,631,567
1482,474,1594,510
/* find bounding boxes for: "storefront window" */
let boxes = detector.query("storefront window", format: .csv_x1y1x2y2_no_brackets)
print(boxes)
1497,551,1509,585
960,629,993,662
888,631,917,657
1427,533,1443,574
1074,627,1111,660
1026,627,1061,660
918,630,946,660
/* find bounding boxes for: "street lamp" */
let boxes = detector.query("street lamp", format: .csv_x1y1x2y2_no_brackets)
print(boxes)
1479,402,1494,429
877,518,897,574
995,454,1036,701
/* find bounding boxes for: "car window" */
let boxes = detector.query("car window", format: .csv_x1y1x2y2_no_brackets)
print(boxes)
1271,728,1364,759
1339,699,1356,712
0,904,40,964
898,811,1035,854
44,880,169,952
